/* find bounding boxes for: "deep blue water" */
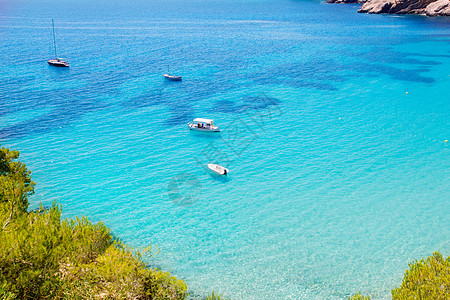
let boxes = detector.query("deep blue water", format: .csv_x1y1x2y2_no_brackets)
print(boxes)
1,0,449,298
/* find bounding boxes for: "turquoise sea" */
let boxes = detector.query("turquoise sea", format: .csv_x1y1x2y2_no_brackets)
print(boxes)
1,0,449,298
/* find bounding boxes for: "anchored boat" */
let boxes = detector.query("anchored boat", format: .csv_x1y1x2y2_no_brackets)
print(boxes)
47,58,69,67
188,118,220,132
207,164,229,176
163,74,182,81
163,66,182,81
47,19,69,67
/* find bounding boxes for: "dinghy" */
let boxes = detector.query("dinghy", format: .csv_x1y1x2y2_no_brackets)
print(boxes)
207,163,229,175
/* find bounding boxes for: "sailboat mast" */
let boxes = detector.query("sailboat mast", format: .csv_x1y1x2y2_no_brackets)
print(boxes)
52,19,58,58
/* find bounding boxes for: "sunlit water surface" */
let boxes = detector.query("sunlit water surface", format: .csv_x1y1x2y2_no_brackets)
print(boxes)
1,0,449,298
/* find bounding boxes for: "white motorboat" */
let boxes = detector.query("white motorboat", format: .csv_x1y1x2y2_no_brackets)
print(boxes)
188,118,220,132
207,163,229,175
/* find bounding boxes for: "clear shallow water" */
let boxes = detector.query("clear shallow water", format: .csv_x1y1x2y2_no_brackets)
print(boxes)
1,0,449,298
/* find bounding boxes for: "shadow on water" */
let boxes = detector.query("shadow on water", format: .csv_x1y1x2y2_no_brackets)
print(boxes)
121,77,237,127
358,47,442,66
248,51,436,92
121,91,165,109
187,130,222,140
207,171,231,183
161,79,183,86
0,91,111,140
47,65,71,73
212,94,281,114
249,59,343,91
353,63,435,83
165,109,194,126
345,46,438,83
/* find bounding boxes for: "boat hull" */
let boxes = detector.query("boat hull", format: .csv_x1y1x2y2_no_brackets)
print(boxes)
48,59,69,67
163,74,182,81
188,124,220,132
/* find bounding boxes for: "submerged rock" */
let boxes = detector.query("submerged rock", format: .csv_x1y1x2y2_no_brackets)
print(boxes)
357,0,450,16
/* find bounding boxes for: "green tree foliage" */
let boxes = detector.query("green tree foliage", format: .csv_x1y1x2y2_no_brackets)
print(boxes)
392,251,449,299
347,292,371,299
0,145,35,228
205,290,229,300
60,242,187,299
0,141,188,299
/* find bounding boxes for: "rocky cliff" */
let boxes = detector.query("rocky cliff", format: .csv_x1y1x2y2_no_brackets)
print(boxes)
327,0,366,3
359,0,450,16
327,0,450,16
327,0,367,3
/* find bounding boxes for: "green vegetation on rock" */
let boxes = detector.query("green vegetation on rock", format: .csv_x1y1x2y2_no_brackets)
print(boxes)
392,251,449,299
0,141,188,299
347,292,371,299
205,290,230,300
349,251,449,299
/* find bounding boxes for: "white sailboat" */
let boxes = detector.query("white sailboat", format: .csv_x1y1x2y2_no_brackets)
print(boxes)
47,19,69,67
163,66,182,81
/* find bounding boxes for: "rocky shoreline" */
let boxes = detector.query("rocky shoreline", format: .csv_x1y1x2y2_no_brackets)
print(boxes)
327,0,450,17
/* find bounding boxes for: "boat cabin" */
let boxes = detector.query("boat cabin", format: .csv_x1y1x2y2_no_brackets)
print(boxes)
188,118,220,132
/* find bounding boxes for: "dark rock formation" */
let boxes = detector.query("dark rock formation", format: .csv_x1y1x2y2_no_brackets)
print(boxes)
327,0,366,3
327,0,450,16
358,0,450,16
424,0,450,16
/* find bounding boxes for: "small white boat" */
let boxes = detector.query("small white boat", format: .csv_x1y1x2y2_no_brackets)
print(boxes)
163,74,182,81
163,66,182,81
188,118,220,132
207,163,229,175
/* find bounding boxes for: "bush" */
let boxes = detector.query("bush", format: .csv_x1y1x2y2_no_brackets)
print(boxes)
0,141,188,299
347,292,371,299
392,251,449,299
205,290,229,300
